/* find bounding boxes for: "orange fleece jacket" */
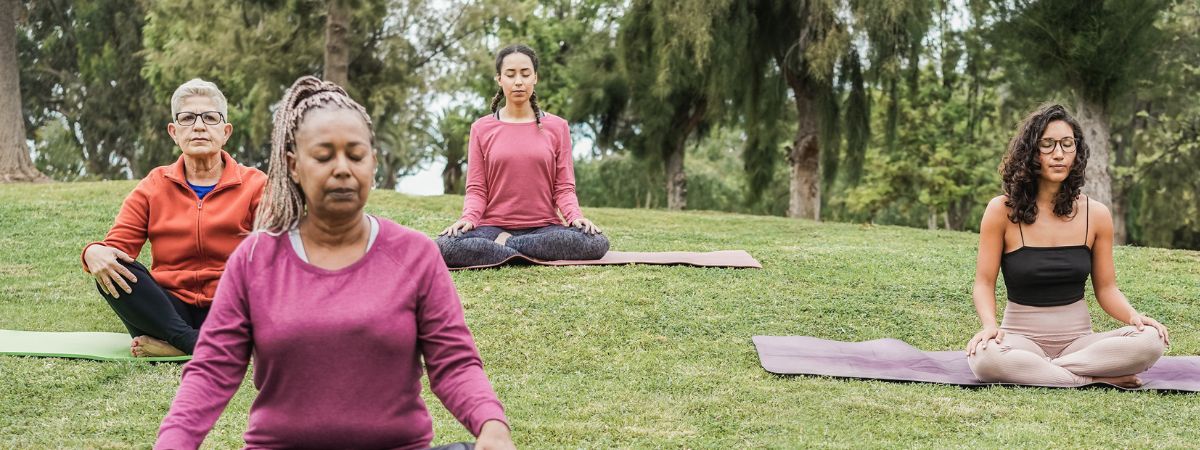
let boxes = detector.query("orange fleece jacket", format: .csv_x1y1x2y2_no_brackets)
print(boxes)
81,151,266,307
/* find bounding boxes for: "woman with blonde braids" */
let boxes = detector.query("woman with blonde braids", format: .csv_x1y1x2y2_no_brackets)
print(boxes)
156,76,514,450
437,44,609,267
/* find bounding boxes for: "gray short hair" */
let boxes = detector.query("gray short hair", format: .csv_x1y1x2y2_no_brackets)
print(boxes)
170,78,229,118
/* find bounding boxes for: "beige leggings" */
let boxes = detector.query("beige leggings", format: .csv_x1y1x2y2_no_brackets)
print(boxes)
968,300,1165,386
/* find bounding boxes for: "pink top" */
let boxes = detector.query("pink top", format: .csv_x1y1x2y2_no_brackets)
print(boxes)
156,218,507,449
461,112,584,229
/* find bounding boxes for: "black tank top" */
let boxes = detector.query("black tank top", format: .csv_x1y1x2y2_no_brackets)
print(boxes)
1000,199,1092,307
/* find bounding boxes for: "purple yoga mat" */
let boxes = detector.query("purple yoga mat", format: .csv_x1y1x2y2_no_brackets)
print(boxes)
752,335,1200,392
449,250,762,271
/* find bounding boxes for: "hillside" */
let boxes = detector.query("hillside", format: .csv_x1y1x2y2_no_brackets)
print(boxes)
1,181,1197,447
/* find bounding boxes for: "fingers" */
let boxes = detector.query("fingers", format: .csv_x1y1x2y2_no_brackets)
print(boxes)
114,263,138,285
99,273,120,298
1132,315,1145,331
574,219,599,234
1150,320,1170,346
111,271,133,295
966,337,979,355
116,250,135,263
995,329,1005,344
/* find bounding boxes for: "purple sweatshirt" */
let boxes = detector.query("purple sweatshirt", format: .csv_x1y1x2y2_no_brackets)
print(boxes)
156,218,507,449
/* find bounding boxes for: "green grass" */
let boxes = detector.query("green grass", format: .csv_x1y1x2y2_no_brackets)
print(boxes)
2,181,1198,448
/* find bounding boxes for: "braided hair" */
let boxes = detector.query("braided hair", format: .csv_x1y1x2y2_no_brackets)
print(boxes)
491,44,543,130
255,76,375,234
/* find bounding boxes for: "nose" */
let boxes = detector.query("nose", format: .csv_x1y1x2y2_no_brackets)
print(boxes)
1051,144,1067,158
333,153,352,177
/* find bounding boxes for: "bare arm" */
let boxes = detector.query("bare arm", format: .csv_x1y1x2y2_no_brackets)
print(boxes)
1089,199,1169,344
967,196,1008,354
1089,201,1136,321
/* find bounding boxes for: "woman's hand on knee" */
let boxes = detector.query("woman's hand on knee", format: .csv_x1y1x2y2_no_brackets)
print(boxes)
475,420,515,450
440,220,475,237
83,245,137,298
1131,314,1170,347
967,326,1005,355
570,217,602,235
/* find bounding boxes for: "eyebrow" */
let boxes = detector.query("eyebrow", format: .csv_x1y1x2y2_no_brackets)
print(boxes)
310,140,369,150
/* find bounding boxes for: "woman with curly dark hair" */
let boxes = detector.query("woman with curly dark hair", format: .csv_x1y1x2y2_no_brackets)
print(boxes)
965,104,1169,387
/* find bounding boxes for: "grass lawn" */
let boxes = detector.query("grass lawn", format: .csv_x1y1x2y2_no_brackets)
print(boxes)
2,181,1198,448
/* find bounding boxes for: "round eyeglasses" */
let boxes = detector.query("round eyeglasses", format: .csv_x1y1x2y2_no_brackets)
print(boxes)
1037,137,1076,154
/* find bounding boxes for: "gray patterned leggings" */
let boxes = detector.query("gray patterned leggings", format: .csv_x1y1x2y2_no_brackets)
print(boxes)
435,225,610,268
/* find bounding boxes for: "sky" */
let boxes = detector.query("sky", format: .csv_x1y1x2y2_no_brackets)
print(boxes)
394,128,596,196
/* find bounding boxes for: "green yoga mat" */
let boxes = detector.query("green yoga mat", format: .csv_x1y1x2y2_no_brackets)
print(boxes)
0,330,191,362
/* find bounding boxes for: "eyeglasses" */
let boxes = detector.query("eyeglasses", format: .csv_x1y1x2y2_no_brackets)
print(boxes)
1037,137,1076,154
175,111,225,126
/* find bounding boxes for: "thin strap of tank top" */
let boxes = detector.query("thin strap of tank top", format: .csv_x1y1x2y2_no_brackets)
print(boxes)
1017,220,1025,246
1084,195,1089,246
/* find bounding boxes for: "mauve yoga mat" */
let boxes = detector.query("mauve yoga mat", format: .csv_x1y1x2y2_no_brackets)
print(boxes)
752,335,1200,392
449,250,762,270
0,329,191,362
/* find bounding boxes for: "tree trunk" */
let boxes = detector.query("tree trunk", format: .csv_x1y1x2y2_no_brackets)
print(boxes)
323,0,350,87
785,74,820,220
377,156,396,190
947,197,970,231
0,0,48,183
1073,97,1113,212
665,140,686,210
441,159,463,195
664,98,706,211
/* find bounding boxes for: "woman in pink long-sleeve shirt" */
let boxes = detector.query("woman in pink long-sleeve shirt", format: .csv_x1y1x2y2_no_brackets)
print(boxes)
156,77,515,450
436,44,609,268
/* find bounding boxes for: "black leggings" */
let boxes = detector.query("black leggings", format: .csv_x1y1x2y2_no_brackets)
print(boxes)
435,224,610,268
96,261,207,354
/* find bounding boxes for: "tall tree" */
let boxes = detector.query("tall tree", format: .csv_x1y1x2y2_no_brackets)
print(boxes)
615,0,725,210
1122,0,1200,250
432,108,473,194
0,0,48,182
143,0,491,187
323,0,351,86
18,0,167,179
993,0,1169,243
713,0,929,220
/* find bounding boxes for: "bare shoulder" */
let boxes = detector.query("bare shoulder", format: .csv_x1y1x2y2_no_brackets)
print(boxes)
1084,196,1113,230
987,195,1009,209
1083,196,1111,216
983,195,1010,220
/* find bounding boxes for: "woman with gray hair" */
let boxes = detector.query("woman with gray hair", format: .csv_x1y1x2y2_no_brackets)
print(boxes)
79,78,266,357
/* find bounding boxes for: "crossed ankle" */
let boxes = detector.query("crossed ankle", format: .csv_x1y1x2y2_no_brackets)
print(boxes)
495,232,512,246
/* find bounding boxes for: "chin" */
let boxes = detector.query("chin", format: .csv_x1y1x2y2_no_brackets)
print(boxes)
181,146,218,157
321,203,365,218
